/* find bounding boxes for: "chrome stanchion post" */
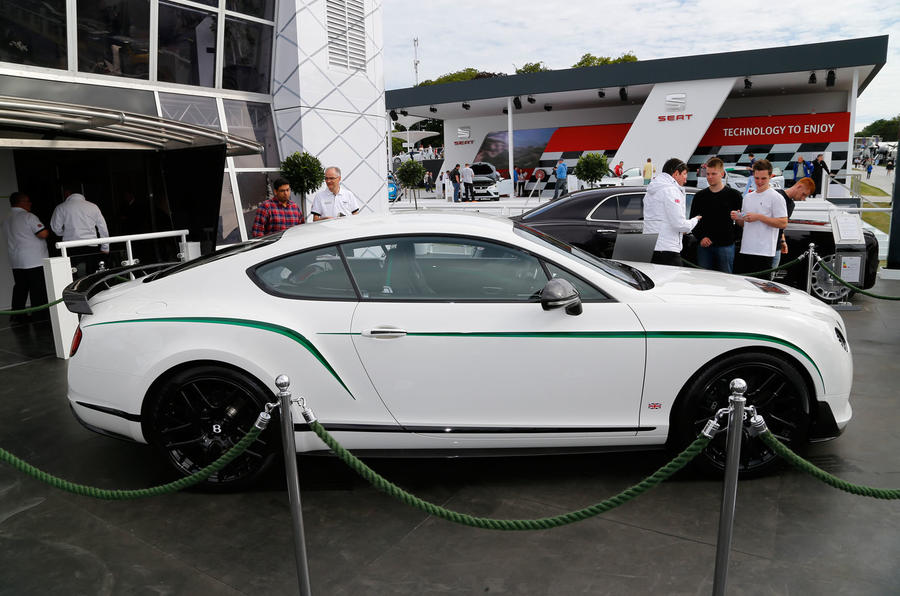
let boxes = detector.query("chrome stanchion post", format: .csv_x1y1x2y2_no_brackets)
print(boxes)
275,375,313,596
806,243,816,295
712,378,747,596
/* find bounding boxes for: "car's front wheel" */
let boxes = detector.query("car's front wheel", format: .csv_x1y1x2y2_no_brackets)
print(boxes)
144,365,278,490
672,352,810,477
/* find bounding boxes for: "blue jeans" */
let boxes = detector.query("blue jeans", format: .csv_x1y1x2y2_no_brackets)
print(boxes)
696,244,735,273
553,179,567,199
452,182,460,202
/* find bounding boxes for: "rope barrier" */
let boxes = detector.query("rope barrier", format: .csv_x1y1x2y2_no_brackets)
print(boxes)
760,431,900,499
1,298,64,315
308,420,710,531
815,258,900,301
0,425,263,499
682,253,807,277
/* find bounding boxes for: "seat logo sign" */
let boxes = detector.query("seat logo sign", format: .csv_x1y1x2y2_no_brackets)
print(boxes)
659,93,693,121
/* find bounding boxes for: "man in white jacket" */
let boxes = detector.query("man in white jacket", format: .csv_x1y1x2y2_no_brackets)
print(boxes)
643,158,700,266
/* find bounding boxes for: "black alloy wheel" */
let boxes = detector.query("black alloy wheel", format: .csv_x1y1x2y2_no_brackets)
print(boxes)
145,365,278,489
674,352,810,477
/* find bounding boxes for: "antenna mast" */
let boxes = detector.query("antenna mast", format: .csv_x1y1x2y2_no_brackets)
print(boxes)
413,37,420,85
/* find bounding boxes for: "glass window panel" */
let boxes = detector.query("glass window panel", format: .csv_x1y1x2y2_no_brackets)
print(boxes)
341,236,546,301
236,171,273,237
223,17,272,94
226,0,275,20
157,1,217,88
223,100,279,168
0,0,67,69
587,197,617,221
617,194,644,221
77,0,150,79
158,92,220,129
544,263,608,301
253,245,355,300
217,173,241,246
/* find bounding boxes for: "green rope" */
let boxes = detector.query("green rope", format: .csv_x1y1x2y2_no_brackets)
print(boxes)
760,431,900,499
815,259,900,301
682,254,806,277
0,426,262,499
309,420,710,530
1,298,64,315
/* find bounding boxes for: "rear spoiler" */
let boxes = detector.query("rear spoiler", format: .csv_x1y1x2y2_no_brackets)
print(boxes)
63,263,179,315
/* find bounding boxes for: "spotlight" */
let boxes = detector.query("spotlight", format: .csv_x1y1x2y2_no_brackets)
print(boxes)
543,104,552,112
808,72,817,84
744,78,752,90
429,105,437,113
826,69,835,87
502,107,508,114
399,109,408,116
527,95,536,104
513,96,522,110
462,102,471,110
389,109,398,121
597,89,606,98
619,87,628,101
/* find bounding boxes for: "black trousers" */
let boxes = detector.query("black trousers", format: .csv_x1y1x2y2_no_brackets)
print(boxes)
464,182,474,200
651,251,682,267
11,267,48,311
735,253,774,277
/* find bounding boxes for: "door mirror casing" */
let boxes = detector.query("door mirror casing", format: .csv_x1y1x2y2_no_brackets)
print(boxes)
540,278,582,315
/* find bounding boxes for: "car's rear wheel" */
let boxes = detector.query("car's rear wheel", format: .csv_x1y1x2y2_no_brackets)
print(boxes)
145,365,278,490
672,352,810,477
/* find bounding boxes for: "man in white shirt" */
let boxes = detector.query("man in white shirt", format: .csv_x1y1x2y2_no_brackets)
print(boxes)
3,192,50,321
731,159,788,275
643,158,701,266
310,167,361,221
460,163,475,201
50,183,110,276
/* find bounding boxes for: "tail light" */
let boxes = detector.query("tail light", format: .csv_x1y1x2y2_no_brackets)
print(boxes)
70,326,83,357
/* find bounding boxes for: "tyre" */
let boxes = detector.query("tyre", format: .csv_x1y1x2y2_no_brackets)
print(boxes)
672,352,810,477
144,365,278,490
809,253,853,303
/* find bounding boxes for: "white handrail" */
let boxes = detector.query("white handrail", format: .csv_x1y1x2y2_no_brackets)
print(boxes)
56,229,190,263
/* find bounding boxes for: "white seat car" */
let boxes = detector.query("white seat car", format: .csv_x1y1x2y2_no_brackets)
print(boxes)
598,166,644,187
63,212,853,487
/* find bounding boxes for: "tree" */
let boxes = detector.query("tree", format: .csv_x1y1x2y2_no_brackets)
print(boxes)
418,68,506,86
280,151,324,215
855,115,899,142
515,61,550,74
571,52,638,68
395,160,426,209
391,137,405,156
575,153,611,188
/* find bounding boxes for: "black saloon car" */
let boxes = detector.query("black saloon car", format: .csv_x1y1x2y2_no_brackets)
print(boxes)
511,187,879,303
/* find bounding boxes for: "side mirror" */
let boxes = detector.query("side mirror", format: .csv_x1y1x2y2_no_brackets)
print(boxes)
540,278,582,316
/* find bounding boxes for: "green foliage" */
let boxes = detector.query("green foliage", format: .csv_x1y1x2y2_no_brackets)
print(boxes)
280,151,325,196
516,62,550,74
396,160,426,189
419,68,506,86
575,153,611,187
855,115,899,141
572,52,638,68
391,137,405,156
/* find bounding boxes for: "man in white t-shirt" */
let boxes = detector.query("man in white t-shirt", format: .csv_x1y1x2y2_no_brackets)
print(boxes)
2,192,49,321
310,167,361,221
731,159,788,276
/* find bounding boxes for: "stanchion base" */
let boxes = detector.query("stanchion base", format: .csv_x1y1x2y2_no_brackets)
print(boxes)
831,302,862,311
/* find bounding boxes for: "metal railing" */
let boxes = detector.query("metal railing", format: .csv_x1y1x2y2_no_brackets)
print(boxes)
56,229,190,266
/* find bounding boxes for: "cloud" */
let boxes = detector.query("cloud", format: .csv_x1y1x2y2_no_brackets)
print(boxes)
383,0,900,128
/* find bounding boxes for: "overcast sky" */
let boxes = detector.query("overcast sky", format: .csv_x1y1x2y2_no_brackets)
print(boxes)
382,1,899,131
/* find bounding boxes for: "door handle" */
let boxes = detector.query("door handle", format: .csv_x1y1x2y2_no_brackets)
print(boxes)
362,326,407,339
596,229,616,234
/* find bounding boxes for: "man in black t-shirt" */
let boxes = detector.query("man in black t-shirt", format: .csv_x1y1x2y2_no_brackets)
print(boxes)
689,157,744,273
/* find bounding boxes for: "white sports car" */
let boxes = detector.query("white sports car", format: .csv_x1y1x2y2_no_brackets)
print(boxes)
63,213,853,487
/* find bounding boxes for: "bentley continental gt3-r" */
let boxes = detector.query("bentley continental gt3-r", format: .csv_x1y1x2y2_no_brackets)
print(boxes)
63,212,853,488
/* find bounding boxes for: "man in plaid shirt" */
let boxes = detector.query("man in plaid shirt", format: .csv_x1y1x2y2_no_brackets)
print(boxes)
251,178,304,237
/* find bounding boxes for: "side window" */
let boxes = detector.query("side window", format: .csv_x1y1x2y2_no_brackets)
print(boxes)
341,236,548,301
617,194,644,221
586,197,617,221
252,245,355,299
544,263,609,301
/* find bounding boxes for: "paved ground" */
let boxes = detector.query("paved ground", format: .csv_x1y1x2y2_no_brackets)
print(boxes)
1,281,899,595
